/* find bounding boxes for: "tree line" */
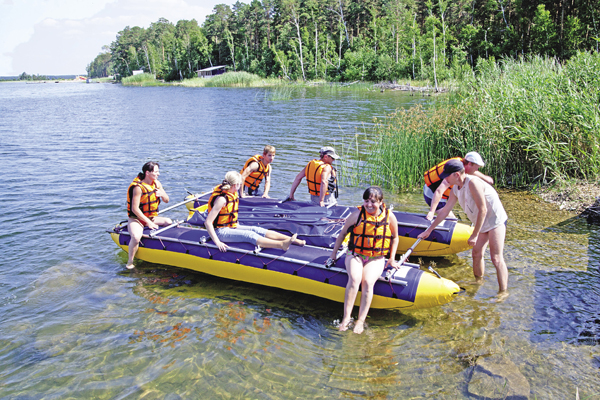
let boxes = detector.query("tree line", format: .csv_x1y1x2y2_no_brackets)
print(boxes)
17,72,49,81
87,0,600,82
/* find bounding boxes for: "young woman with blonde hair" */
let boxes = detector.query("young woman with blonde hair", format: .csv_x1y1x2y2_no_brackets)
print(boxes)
205,171,305,252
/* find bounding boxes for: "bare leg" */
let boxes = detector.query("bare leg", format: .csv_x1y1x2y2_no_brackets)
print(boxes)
354,257,385,334
153,216,172,226
265,230,305,246
126,219,144,269
488,224,508,292
257,234,297,251
471,232,490,279
126,217,171,269
339,255,363,331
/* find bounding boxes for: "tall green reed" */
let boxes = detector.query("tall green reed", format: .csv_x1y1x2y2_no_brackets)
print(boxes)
122,73,156,85
341,51,600,191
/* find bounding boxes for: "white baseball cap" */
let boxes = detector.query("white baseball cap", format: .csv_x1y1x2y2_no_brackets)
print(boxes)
464,151,485,167
320,146,340,159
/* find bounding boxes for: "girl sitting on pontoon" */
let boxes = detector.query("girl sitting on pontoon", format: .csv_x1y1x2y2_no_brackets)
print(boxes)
327,187,399,334
204,171,305,252
126,161,172,269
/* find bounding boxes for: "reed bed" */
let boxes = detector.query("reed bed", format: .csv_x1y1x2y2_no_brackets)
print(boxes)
341,52,600,191
121,73,156,85
179,72,284,88
266,85,304,101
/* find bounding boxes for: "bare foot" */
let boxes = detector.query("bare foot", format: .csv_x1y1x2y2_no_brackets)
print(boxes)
495,290,509,302
353,320,365,334
467,276,484,286
126,263,135,270
338,318,351,331
294,238,306,246
282,234,297,252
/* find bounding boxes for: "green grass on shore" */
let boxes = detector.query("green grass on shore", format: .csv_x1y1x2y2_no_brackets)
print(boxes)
121,73,160,86
122,71,449,92
178,72,285,87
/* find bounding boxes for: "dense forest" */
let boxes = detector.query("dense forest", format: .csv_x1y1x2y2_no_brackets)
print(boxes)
87,0,600,81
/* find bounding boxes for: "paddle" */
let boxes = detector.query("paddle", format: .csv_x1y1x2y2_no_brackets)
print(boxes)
157,193,204,215
118,193,205,228
240,205,327,213
398,237,422,266
385,238,423,279
236,206,331,223
237,215,330,225
149,220,183,238
238,208,329,218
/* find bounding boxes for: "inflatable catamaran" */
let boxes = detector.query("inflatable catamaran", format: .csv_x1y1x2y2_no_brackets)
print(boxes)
108,194,471,310
186,194,472,256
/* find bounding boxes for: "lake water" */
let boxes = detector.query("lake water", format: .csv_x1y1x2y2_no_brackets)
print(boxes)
1,81,599,399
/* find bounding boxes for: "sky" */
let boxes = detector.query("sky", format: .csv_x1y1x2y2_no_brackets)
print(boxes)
0,0,235,76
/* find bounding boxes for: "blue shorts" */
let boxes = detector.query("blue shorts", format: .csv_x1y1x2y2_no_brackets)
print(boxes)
423,184,447,211
215,225,268,246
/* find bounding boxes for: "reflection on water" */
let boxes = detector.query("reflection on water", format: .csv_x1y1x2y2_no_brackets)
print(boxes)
1,82,599,398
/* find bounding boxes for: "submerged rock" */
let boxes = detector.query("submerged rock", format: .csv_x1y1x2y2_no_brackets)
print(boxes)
467,354,530,399
582,197,600,224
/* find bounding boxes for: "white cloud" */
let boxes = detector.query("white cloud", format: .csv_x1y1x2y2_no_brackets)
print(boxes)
41,19,59,27
0,0,234,76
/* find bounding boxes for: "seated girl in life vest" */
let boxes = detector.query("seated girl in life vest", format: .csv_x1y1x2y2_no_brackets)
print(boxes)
126,161,172,269
327,187,399,334
204,171,306,252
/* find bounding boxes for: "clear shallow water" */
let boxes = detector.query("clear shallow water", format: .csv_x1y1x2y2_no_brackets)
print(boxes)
1,82,599,399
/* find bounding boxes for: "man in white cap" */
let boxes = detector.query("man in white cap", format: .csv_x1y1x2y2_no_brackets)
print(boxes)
418,159,508,293
423,151,494,220
289,146,339,206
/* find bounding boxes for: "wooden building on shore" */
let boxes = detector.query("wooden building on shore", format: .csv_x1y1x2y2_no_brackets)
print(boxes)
197,66,227,78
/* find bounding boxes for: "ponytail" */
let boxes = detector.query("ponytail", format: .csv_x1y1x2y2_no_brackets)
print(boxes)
219,171,243,190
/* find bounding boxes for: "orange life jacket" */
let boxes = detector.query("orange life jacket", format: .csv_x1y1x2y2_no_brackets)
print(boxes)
423,157,463,199
348,205,392,257
127,177,160,218
241,155,270,191
305,159,337,197
207,186,239,228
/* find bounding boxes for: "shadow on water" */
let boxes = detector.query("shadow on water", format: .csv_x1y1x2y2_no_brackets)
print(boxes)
125,260,421,330
533,214,600,345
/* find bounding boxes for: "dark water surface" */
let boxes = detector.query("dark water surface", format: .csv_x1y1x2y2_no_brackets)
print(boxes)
1,82,599,399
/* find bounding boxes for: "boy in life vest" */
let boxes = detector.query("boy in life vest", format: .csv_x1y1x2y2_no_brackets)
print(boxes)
418,159,508,294
423,151,494,221
240,145,275,198
327,187,399,334
288,146,339,207
126,161,171,269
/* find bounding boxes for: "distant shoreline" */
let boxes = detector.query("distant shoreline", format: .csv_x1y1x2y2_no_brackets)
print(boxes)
0,78,116,84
